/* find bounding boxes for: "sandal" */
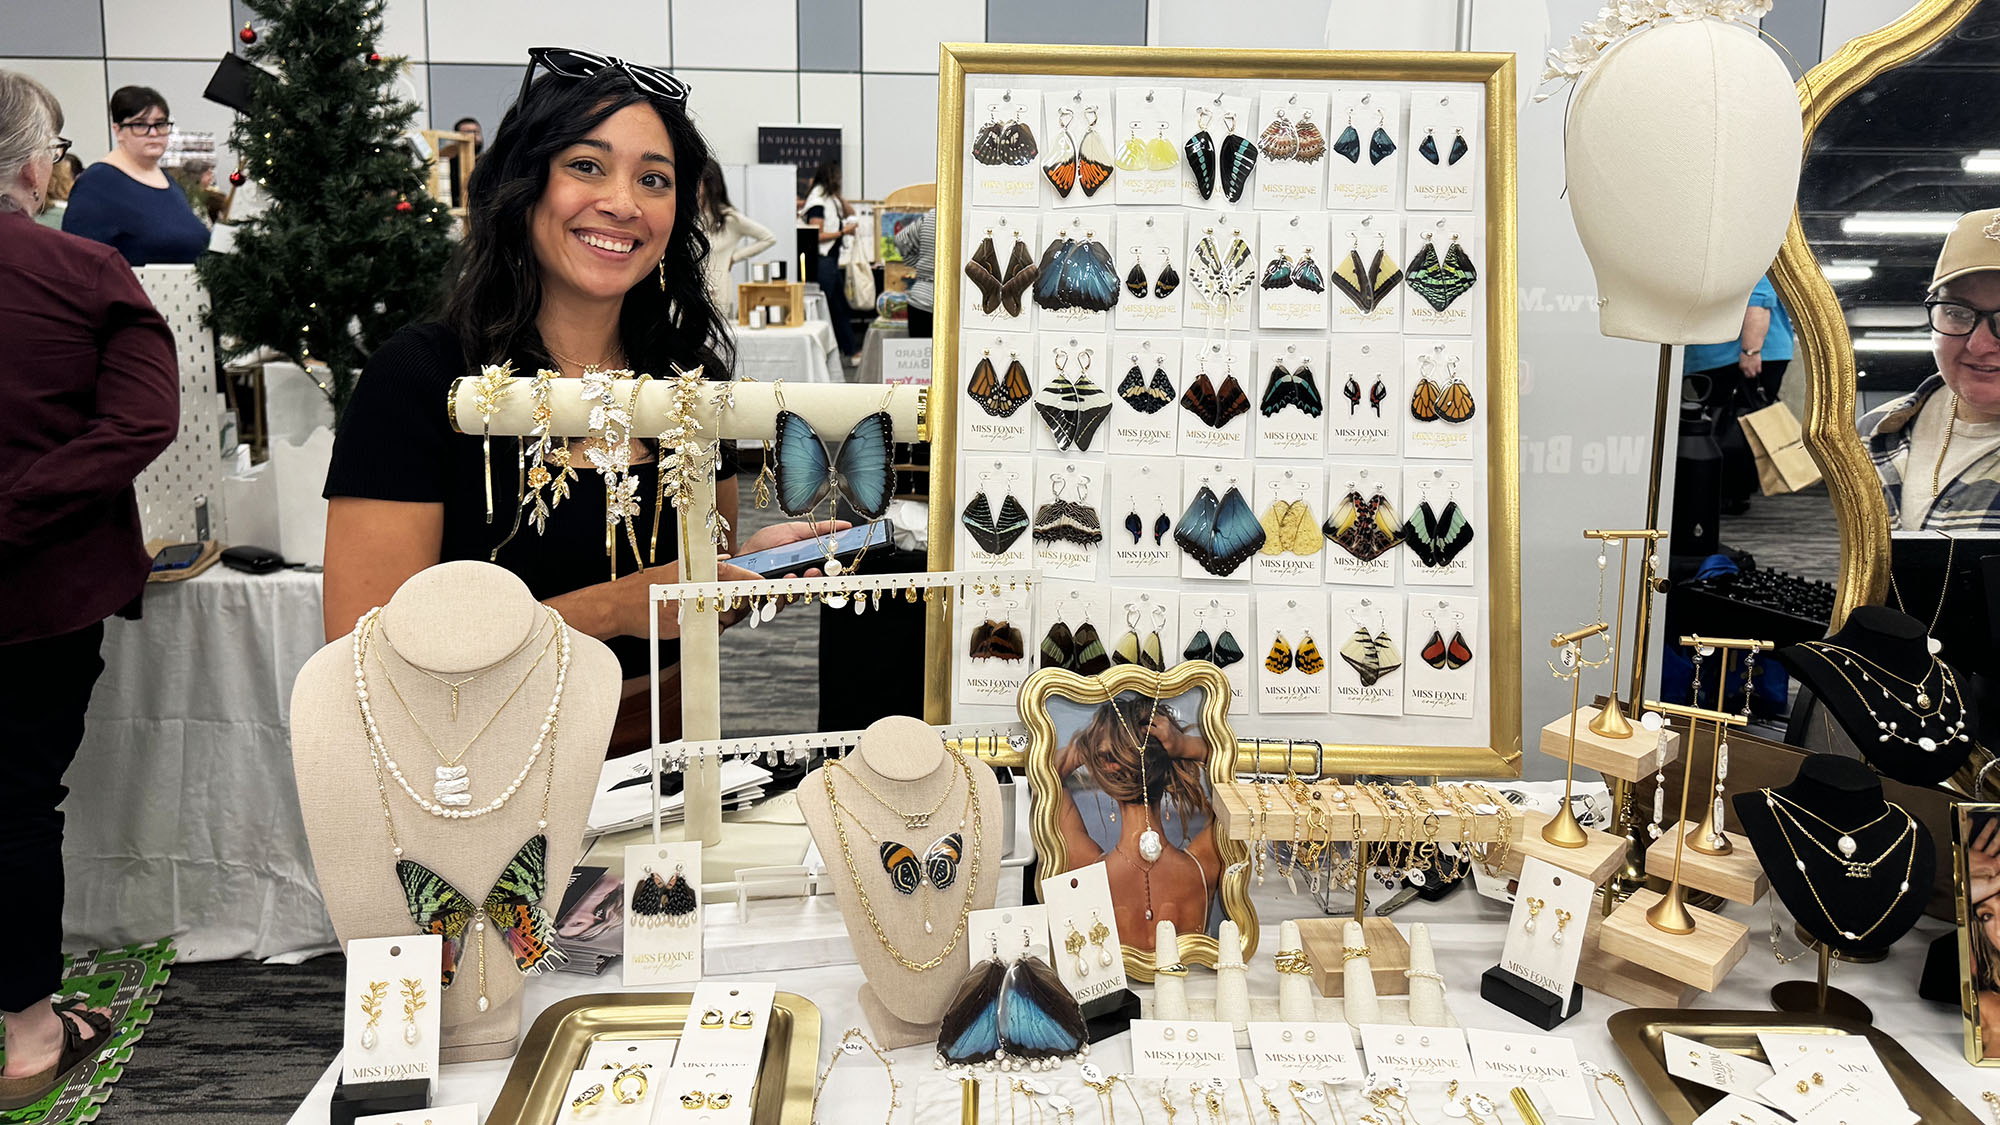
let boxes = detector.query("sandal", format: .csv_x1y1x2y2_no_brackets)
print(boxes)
0,1000,114,1110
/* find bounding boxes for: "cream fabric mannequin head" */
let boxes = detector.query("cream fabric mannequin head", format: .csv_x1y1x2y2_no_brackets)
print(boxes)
1564,18,1802,343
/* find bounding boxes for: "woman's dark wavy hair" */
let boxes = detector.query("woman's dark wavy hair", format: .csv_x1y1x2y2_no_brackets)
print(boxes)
441,67,732,380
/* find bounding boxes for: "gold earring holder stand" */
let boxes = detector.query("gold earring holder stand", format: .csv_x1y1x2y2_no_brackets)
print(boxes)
1542,621,1611,849
1679,636,1775,858
1581,530,1665,739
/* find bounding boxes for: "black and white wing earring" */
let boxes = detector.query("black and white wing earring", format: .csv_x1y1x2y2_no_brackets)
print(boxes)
1219,112,1258,203
1184,106,1217,200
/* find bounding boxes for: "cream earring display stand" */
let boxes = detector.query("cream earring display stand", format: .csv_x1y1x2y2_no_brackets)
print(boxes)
795,715,1002,1049
292,561,618,1060
449,377,925,850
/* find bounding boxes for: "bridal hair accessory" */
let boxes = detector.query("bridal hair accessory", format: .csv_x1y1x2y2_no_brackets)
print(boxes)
1536,0,1775,101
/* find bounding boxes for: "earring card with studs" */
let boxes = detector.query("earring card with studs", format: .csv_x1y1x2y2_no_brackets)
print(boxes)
672,981,775,1070
1358,1023,1475,1083
1039,862,1133,1004
1494,856,1594,1010
933,43,1521,781
341,935,441,1088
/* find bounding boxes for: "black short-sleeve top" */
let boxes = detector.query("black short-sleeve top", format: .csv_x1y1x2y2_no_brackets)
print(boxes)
324,322,736,679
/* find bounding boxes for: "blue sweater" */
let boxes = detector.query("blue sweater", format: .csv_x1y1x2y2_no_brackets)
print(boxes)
61,163,209,266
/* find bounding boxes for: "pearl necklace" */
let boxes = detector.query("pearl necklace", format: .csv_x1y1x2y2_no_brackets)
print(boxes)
353,606,570,818
1797,642,1970,752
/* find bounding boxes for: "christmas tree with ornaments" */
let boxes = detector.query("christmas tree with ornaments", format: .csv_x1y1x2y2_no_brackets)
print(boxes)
198,0,454,421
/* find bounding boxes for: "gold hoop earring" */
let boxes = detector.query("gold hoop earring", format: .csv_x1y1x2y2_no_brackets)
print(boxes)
708,1092,733,1109
699,1009,725,1028
572,1083,606,1110
729,1009,755,1029
658,255,667,291
680,1090,705,1109
612,1066,649,1104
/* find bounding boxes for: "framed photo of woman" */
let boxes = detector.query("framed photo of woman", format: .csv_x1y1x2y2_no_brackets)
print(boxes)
1956,802,2000,1065
1022,659,1253,981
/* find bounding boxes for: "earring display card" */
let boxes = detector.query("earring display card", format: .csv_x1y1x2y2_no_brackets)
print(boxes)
622,842,703,987
1177,592,1251,714
1327,336,1402,456
1114,212,1188,332
1403,340,1479,460
675,981,777,1070
1404,594,1479,719
1255,590,1331,714
1036,214,1113,332
1323,463,1400,588
958,331,1036,452
1254,337,1329,460
1252,91,1330,211
971,88,1045,207
1403,222,1479,336
582,1037,678,1073
1358,1024,1475,1083
1404,89,1478,212
1116,87,1187,205
962,213,1039,334
1328,591,1405,717
553,1069,652,1124
1175,341,1253,458
1038,580,1114,675
1035,331,1113,455
1401,466,1477,587
1111,587,1180,672
341,936,441,1087
1692,1096,1794,1125
1182,215,1259,332
1755,1060,1874,1120
1180,91,1253,209
1041,863,1131,1004
1326,89,1402,206
654,1069,755,1125
958,589,1033,706
1247,1023,1364,1082
1108,336,1181,455
1045,89,1115,210
1252,463,1328,587
1257,213,1330,330
1663,1032,1779,1105
969,904,1054,973
1032,459,1105,578
1753,1034,1902,1101
1463,1028,1590,1118
1177,461,1256,580
1794,1096,1917,1125
1328,213,1404,333
358,1107,477,1125
1106,458,1180,578
957,455,1034,569
1129,1021,1243,1077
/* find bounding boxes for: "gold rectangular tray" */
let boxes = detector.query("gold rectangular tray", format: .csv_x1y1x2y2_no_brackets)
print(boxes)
1607,1007,1977,1124
487,991,822,1125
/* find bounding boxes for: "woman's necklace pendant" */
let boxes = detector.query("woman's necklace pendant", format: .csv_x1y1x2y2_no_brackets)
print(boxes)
1928,635,1943,656
1837,834,1856,857
1139,829,1163,863
1916,690,1931,708
435,764,472,806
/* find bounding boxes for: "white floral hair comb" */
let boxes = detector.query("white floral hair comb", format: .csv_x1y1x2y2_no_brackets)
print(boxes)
1536,0,1776,101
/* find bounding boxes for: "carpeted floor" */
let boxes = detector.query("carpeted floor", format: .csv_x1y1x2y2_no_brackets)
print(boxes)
1718,481,1843,583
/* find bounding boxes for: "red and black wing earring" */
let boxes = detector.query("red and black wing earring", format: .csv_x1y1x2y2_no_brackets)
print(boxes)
1343,376,1362,414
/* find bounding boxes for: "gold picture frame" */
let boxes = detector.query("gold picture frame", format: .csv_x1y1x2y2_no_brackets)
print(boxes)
920,43,1524,780
1954,800,2000,1065
1771,0,1985,629
1020,659,1253,982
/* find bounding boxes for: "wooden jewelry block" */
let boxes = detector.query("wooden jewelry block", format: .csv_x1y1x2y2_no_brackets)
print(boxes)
1644,823,1769,905
735,281,804,326
1597,888,1749,992
1296,916,1409,998
1498,811,1627,885
1538,706,1682,783
1574,910,1700,1008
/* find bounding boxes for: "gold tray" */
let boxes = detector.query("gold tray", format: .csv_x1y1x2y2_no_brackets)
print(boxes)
1607,1008,1977,1124
487,992,822,1125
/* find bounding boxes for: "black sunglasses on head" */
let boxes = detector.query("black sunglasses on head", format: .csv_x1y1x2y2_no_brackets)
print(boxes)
518,47,691,110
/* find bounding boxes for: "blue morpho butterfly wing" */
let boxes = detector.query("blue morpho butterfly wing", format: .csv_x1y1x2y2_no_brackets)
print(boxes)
1204,486,1268,577
1056,238,1121,312
936,955,1005,1067
1032,237,1074,310
832,410,895,519
771,409,833,516
997,954,1088,1061
1171,485,1220,560
773,409,894,520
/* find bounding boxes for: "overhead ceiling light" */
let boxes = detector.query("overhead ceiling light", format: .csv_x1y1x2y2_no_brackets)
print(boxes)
1821,263,1874,281
1964,150,2000,174
1842,213,1960,235
1852,336,1933,352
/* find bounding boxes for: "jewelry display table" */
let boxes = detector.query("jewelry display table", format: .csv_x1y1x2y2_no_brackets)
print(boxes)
285,877,1994,1124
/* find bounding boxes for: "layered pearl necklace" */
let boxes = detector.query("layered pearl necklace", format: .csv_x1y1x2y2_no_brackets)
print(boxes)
353,605,571,819
1797,641,1970,752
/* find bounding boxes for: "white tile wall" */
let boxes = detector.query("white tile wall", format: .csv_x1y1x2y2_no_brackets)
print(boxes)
1152,0,1330,48
377,0,431,63
860,0,983,72
101,0,232,60
799,71,864,196
679,69,802,166
424,0,671,64
4,58,117,161
673,0,798,71
860,72,937,197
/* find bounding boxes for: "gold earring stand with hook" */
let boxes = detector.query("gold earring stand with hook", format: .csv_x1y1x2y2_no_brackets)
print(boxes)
1542,621,1612,848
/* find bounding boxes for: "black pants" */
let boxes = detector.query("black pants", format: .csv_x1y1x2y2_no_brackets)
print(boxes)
1689,359,1789,507
0,622,105,1013
907,306,932,339
817,253,861,357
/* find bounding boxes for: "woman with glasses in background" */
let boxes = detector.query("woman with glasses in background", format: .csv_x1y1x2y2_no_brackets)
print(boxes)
61,86,208,265
1861,208,2000,532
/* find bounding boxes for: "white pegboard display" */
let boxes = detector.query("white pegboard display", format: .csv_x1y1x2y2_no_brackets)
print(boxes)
132,265,227,543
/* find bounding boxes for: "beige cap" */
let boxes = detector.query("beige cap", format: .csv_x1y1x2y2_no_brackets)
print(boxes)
1930,208,2000,292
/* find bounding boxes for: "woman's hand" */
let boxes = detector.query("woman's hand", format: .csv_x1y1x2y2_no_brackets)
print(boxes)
740,519,851,557
1971,818,2000,905
1151,714,1206,760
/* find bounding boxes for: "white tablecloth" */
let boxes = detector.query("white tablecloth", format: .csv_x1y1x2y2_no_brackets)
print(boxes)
729,321,842,384
62,566,337,961
285,876,1995,1124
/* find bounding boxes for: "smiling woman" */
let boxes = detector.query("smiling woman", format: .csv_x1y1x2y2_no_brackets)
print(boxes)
321,53,833,750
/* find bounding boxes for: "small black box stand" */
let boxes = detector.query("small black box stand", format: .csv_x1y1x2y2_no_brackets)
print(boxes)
1480,966,1583,1030
330,1077,429,1125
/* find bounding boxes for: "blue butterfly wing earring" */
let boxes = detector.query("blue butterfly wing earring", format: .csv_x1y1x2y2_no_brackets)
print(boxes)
771,410,835,517
937,952,1006,1069
1368,113,1397,165
1448,129,1469,165
1332,110,1362,163
997,949,1088,1064
832,409,896,520
1418,130,1440,165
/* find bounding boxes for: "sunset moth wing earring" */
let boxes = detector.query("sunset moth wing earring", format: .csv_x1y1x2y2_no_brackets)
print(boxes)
1418,129,1440,165
1295,109,1325,164
1368,109,1397,165
1448,127,1469,165
1332,108,1362,163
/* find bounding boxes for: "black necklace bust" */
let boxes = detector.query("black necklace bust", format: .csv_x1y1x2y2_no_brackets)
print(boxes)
1733,754,1934,958
1775,606,1979,786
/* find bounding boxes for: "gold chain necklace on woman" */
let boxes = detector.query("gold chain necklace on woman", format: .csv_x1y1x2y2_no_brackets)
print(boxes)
1109,671,1168,866
822,750,983,970
1889,534,1956,647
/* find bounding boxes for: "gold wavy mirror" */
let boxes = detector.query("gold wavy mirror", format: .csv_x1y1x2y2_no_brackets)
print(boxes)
1774,0,1997,627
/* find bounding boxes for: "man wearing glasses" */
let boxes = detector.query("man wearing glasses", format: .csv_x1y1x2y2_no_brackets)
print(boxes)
1860,208,2000,532
61,86,209,265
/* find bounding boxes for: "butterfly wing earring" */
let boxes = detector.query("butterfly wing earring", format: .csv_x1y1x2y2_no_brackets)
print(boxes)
1043,108,1078,196
1265,632,1294,673
1294,246,1324,294
1145,121,1180,170
1126,247,1149,299
1154,248,1180,298
1220,112,1258,203
1369,109,1398,164
1259,107,1298,161
1075,107,1114,196
1332,108,1362,163
1261,246,1293,290
1184,106,1217,199
1418,129,1440,164
1115,121,1148,172
1295,110,1325,163
1448,127,1469,165
998,233,1039,318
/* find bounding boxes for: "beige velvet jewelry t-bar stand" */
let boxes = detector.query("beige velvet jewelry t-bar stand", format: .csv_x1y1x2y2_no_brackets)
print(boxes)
797,715,1001,1048
292,561,619,1061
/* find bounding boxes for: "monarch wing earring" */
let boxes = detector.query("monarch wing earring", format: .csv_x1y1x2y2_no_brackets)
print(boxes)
1410,360,1443,422
1439,372,1477,424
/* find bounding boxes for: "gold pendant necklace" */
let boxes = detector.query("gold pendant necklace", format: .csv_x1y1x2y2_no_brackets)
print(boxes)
821,750,983,971
1761,790,1917,942
829,757,961,830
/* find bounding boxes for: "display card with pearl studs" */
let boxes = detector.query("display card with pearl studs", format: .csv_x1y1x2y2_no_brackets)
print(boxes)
623,841,704,987
1128,1020,1242,1078
1495,857,1591,1004
1358,1024,1474,1083
1039,862,1131,1004
340,936,442,1087
356,1105,478,1125
1463,1028,1590,1118
1247,1022,1363,1082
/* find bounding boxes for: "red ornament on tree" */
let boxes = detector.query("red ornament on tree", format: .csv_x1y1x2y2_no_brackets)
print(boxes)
395,199,413,214
368,52,381,64
239,23,257,43
229,170,246,187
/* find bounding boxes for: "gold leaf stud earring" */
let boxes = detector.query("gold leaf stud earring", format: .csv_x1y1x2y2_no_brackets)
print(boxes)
358,980,388,1050
399,978,426,1046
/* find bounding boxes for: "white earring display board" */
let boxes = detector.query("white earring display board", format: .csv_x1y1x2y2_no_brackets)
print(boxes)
925,45,1522,778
